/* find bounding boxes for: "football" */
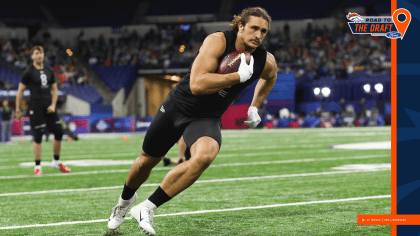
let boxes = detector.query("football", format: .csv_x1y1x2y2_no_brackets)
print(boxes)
217,50,251,74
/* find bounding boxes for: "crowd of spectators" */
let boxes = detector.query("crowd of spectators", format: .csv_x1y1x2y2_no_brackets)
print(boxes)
0,31,92,87
78,25,208,69
0,18,390,130
0,18,391,89
77,20,391,80
265,22,391,80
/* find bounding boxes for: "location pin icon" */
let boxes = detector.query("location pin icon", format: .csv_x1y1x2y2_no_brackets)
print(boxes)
392,8,411,39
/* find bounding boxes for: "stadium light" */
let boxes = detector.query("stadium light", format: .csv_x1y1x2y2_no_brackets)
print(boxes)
313,87,320,96
363,84,371,93
374,83,383,93
321,87,331,97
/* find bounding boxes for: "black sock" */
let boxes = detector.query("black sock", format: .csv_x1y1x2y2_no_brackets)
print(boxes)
54,155,59,161
121,183,138,200
35,160,41,166
148,186,172,208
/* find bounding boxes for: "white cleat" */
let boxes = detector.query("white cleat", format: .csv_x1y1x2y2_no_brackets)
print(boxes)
108,193,138,230
130,201,157,236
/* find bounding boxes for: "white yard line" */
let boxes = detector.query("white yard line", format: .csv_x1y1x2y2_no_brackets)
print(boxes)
0,168,389,197
0,154,389,179
155,195,391,216
0,169,131,179
0,146,383,163
0,143,327,160
0,141,345,160
0,195,391,230
0,152,141,161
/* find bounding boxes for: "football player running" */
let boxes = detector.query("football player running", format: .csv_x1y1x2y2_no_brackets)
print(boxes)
108,7,277,235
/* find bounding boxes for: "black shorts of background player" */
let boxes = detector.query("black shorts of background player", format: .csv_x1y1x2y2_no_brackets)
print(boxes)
108,7,277,235
15,45,71,176
162,136,191,166
44,127,50,142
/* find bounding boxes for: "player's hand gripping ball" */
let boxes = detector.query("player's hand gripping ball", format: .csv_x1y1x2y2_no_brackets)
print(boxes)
218,50,254,83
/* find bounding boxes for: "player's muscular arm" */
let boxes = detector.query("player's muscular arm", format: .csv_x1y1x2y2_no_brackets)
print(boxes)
190,33,241,95
47,83,58,113
249,53,277,108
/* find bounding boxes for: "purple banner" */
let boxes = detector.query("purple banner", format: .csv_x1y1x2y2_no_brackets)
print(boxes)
90,118,115,133
135,117,153,132
66,118,90,134
113,117,135,132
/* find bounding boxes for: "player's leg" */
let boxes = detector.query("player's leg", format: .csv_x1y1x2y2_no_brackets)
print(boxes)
131,119,221,235
124,99,185,192
108,150,163,231
108,143,180,231
161,136,219,196
125,151,164,189
159,119,222,197
29,105,46,176
132,137,219,235
108,94,184,230
47,113,70,173
32,128,44,176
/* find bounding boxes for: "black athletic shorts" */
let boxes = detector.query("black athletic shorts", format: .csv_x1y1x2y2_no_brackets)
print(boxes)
29,102,61,132
142,93,222,158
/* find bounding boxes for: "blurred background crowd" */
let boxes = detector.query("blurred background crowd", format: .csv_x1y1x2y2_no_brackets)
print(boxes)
0,0,392,142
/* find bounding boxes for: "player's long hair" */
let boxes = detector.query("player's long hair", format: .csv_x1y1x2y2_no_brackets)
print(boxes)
230,7,272,31
30,45,44,55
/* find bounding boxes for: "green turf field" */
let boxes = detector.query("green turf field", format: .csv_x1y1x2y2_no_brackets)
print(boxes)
0,127,391,235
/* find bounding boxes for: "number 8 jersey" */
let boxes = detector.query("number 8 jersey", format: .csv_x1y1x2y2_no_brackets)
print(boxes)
21,65,57,102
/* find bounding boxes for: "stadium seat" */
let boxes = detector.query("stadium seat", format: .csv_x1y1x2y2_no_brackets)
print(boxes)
62,85,103,104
